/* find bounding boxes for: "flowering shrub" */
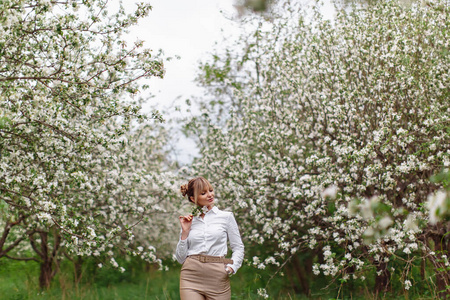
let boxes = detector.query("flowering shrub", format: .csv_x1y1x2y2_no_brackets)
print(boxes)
0,0,179,287
190,0,450,295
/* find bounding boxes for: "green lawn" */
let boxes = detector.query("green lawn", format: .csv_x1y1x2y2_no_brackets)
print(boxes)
0,258,436,299
0,259,309,300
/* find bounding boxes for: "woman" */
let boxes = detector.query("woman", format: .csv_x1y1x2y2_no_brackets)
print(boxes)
175,176,244,300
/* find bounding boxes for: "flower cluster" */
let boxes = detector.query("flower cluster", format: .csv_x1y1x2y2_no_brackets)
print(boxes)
191,205,209,217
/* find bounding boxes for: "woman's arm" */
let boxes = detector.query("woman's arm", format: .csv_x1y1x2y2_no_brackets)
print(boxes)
175,215,193,264
226,213,245,274
175,234,189,264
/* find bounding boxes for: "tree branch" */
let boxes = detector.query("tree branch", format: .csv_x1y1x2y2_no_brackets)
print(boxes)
5,254,39,262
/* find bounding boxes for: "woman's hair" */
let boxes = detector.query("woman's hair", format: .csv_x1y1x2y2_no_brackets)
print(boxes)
180,176,213,204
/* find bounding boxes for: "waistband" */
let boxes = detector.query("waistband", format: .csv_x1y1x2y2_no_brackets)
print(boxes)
189,254,233,265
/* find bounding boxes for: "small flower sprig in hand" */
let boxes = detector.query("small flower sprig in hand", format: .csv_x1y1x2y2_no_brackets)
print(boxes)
191,205,209,217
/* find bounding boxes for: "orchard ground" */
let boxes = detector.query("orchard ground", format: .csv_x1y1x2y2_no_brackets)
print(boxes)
0,256,439,299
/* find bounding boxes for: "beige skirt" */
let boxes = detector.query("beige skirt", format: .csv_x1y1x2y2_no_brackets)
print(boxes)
180,256,231,300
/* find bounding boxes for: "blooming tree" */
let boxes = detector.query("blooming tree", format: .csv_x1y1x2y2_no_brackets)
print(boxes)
116,123,185,259
0,0,179,288
188,0,450,296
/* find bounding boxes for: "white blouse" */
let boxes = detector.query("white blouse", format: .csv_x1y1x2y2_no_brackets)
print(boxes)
175,206,245,273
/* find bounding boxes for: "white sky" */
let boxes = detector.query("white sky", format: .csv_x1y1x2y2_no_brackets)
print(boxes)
122,0,239,111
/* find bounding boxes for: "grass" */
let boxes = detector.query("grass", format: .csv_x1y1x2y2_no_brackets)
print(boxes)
0,258,440,300
0,258,308,300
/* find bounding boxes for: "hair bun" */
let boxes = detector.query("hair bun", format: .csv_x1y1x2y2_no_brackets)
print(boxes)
180,184,188,197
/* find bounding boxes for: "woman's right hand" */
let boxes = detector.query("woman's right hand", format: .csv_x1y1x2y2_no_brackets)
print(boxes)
179,214,193,240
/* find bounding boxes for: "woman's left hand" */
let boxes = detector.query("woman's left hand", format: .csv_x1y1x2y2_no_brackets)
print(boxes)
225,266,234,275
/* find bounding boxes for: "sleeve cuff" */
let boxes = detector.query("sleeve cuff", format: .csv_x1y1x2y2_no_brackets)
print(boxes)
226,264,237,274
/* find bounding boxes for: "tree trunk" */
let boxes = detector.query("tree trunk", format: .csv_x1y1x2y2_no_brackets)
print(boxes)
374,260,390,297
39,259,53,289
285,265,302,294
30,231,60,289
283,253,313,296
292,254,311,295
73,256,83,285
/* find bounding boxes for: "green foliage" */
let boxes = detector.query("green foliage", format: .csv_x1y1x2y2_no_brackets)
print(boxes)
0,259,39,299
431,170,450,189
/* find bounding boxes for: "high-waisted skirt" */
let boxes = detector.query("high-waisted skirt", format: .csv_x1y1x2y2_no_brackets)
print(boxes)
180,256,231,300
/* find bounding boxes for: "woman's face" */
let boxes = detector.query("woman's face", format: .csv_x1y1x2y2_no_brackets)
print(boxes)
195,187,215,209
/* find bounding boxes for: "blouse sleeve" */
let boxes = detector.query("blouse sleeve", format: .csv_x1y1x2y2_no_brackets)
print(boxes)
226,213,245,274
175,232,189,264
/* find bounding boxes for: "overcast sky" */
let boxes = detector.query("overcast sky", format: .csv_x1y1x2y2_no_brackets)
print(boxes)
122,0,239,111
